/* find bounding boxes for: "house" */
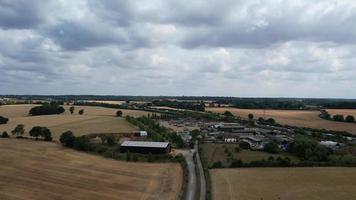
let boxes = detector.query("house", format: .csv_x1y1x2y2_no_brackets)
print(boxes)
133,131,148,137
120,141,171,154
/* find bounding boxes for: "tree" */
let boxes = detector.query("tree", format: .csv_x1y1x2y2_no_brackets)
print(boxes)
11,124,25,138
69,106,75,114
116,110,123,117
78,109,84,115
29,126,42,140
29,126,52,141
29,105,65,116
1,131,9,138
266,118,276,125
106,135,117,146
239,141,251,150
73,136,90,151
333,114,344,122
0,116,9,124
346,115,355,123
248,113,254,121
60,131,76,147
263,141,279,154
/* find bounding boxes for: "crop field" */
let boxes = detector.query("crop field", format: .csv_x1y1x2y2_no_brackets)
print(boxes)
0,104,155,140
210,167,356,200
0,139,182,200
207,107,356,134
201,143,299,167
326,109,356,117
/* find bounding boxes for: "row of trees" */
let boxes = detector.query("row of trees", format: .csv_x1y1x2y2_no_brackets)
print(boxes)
1,124,53,141
29,105,65,116
320,110,355,123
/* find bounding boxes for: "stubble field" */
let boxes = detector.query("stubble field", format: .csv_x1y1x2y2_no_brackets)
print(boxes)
211,167,356,200
0,139,182,200
0,104,154,140
207,107,356,134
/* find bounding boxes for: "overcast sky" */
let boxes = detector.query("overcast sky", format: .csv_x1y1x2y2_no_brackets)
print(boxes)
1,0,356,98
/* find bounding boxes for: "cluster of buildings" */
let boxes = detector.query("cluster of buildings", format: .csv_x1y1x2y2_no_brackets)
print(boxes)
202,122,293,150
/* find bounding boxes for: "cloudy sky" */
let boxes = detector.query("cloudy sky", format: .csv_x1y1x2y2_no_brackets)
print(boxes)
1,0,356,98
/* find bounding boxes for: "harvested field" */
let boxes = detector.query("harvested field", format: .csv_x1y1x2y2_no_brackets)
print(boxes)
0,139,182,200
211,167,356,200
207,107,356,134
326,109,356,117
0,104,156,140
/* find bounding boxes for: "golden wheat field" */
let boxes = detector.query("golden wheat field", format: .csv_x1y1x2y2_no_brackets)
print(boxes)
207,107,356,134
0,104,155,140
0,139,182,200
211,168,356,200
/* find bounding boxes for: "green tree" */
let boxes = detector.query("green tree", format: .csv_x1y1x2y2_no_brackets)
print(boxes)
69,106,75,114
11,124,25,138
73,136,90,151
346,115,355,123
78,109,84,115
333,114,344,122
30,126,52,140
263,141,279,154
60,131,76,147
116,110,123,117
106,135,117,146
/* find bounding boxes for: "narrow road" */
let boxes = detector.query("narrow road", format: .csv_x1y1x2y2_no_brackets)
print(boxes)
195,141,206,200
182,149,197,200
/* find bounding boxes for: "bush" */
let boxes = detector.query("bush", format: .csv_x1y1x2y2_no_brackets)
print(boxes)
29,105,65,116
230,159,243,167
0,116,9,124
116,110,123,117
211,161,223,168
60,131,76,147
78,109,84,115
1,131,9,138
239,141,251,150
346,115,355,123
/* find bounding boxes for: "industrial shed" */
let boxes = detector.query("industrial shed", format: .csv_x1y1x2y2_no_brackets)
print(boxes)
120,141,171,154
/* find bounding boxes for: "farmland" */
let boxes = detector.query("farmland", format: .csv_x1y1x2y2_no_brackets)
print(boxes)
201,143,299,167
0,104,155,140
211,167,356,200
0,139,182,200
206,107,356,134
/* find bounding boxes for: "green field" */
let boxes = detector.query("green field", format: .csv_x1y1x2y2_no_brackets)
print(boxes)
201,143,299,167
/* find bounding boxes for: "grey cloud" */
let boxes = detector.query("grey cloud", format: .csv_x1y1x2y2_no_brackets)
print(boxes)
0,0,48,29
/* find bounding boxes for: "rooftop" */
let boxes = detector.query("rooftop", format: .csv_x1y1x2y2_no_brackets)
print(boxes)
121,141,170,148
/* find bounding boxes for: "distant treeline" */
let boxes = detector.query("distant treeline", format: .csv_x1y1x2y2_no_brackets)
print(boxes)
152,100,205,111
2,95,356,109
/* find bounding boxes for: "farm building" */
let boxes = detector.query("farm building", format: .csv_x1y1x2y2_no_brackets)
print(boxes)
120,141,171,154
133,131,148,137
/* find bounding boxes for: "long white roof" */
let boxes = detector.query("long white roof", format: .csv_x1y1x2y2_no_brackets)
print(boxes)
121,141,169,148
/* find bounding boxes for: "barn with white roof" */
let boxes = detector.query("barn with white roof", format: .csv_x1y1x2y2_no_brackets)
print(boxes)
120,141,171,154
